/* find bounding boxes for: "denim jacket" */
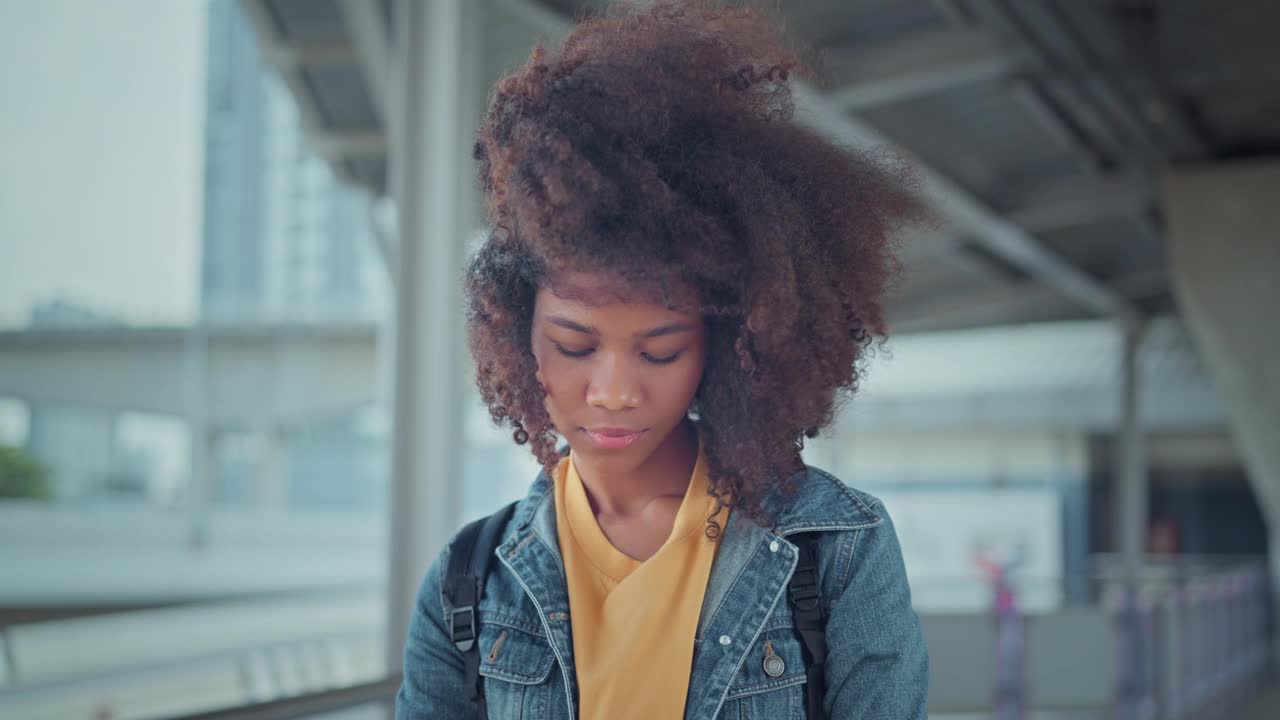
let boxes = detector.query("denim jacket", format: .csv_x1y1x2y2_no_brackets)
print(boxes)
396,465,929,719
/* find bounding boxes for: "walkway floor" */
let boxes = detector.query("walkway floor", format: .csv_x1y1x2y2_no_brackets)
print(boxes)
1240,681,1280,720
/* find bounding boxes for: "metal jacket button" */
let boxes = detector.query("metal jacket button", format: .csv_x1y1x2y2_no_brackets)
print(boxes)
763,653,786,677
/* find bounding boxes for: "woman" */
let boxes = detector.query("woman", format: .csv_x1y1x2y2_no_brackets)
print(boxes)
396,2,929,718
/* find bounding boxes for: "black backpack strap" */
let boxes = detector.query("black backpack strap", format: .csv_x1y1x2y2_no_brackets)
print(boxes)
788,533,828,720
442,502,518,719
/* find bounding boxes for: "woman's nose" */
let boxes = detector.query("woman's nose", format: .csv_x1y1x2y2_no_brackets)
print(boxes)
585,354,641,411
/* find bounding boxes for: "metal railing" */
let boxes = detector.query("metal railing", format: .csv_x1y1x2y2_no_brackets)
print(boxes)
171,676,400,720
2,556,1270,720
1106,558,1273,719
923,554,1274,719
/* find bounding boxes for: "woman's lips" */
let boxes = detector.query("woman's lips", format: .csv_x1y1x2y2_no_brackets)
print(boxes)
582,427,646,450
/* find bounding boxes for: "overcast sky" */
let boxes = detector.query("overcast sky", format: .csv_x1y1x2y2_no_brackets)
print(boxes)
0,0,207,326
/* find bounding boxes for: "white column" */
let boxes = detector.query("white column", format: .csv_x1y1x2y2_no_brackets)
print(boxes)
386,0,484,674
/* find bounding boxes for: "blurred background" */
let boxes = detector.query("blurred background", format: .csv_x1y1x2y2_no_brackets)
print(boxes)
0,0,1276,718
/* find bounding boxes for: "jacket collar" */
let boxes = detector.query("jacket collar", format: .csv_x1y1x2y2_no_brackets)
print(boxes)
498,463,883,719
508,469,554,544
759,465,883,535
509,463,881,541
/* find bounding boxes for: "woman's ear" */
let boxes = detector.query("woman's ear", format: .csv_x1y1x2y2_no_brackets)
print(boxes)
529,323,546,387
533,351,548,393
687,395,702,422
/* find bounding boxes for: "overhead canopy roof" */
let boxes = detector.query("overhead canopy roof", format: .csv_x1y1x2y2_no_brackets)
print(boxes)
240,0,1280,333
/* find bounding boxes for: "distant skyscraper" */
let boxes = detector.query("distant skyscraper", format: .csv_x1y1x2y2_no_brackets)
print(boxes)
198,0,388,511
200,0,383,323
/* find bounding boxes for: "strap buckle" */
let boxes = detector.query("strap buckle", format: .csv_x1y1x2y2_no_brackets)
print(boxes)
450,605,477,652
789,567,822,613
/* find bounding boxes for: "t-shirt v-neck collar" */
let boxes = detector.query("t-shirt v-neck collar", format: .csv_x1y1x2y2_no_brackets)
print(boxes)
562,438,711,584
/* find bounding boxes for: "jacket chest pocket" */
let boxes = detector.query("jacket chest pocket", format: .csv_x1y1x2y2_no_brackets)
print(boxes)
720,628,808,720
478,623,560,719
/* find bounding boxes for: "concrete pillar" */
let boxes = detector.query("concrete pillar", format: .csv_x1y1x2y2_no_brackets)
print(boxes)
184,325,212,544
1163,161,1280,681
1113,319,1149,585
1110,319,1151,719
1162,161,1280,577
386,0,484,673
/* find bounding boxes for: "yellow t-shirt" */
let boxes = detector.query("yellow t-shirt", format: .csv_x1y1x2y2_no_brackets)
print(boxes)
552,437,729,719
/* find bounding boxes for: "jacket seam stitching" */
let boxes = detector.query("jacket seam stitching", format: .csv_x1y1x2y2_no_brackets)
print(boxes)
708,548,799,719
513,473,552,529
809,467,884,527
695,537,767,643
725,672,807,699
837,526,867,604
480,612,546,637
497,552,577,718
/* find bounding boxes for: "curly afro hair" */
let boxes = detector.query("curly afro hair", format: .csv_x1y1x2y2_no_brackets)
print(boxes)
466,0,926,527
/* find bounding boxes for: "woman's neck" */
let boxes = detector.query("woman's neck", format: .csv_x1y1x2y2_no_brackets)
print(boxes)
573,419,698,519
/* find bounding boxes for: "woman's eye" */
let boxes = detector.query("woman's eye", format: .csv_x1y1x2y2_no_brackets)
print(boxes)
551,342,679,364
553,343,594,358
642,351,681,365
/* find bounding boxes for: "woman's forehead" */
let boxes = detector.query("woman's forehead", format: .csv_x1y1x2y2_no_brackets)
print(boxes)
542,269,700,312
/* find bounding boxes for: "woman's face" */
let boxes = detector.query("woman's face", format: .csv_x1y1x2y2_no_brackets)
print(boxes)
531,271,707,474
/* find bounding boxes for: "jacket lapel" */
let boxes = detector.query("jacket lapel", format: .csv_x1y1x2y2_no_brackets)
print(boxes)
496,473,579,718
685,510,799,719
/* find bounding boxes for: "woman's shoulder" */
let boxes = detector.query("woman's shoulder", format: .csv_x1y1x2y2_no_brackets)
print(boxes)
766,464,887,535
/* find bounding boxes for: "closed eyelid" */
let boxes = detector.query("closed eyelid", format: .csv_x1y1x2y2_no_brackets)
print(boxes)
643,350,682,364
549,338,591,350
548,339,684,362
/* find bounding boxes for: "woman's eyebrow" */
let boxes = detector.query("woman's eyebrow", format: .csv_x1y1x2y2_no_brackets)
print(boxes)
547,316,597,335
545,316,694,339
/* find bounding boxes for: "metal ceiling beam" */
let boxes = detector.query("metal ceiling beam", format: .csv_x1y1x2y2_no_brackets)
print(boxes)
897,230,961,262
239,0,369,187
264,42,356,68
1006,76,1113,175
311,130,387,161
337,0,392,125
239,1,331,135
496,0,1141,323
890,278,1071,333
929,0,976,26
891,267,1163,334
942,0,1162,238
1004,173,1151,233
968,0,1206,166
792,82,1140,322
930,246,1026,285
899,231,1025,288
1036,1,1210,162
824,28,1026,111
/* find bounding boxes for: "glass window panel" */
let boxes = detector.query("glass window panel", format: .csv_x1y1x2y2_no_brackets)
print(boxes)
0,1,391,717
